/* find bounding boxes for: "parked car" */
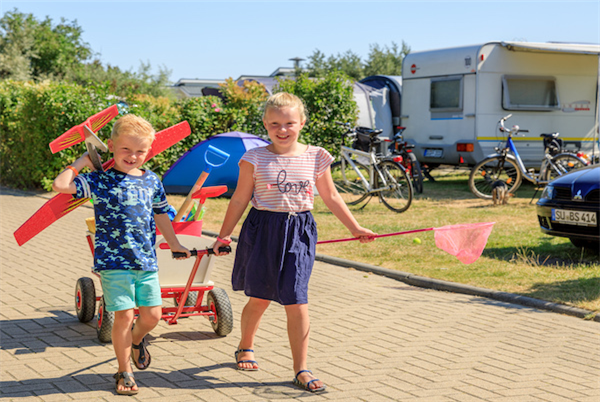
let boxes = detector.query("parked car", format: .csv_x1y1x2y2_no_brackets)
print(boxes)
536,164,599,251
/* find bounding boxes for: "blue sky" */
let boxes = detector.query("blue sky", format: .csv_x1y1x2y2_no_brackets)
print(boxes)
2,0,599,82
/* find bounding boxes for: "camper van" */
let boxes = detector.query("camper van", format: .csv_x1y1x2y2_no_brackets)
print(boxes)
400,41,600,169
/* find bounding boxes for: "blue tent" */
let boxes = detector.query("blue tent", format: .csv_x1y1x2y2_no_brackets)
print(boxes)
163,131,270,196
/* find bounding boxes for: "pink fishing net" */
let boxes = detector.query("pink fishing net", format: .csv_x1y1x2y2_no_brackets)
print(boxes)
434,222,495,264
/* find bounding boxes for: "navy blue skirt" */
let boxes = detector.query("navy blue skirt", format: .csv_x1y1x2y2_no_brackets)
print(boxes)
232,208,317,305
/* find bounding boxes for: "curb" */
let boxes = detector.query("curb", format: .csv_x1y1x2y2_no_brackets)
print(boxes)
201,230,599,323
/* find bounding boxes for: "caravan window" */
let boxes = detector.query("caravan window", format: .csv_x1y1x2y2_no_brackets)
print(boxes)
502,75,559,111
430,76,463,112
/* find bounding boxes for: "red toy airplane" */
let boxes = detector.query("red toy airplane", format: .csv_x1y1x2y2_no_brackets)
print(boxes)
49,104,119,154
14,120,192,246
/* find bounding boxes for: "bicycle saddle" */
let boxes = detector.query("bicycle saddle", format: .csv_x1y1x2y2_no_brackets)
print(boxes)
540,132,560,139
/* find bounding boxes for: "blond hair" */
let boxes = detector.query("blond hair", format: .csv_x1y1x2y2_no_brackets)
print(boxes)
111,114,155,143
262,92,307,122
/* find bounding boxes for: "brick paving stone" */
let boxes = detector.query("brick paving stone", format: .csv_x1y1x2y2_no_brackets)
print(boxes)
533,392,583,402
2,188,600,401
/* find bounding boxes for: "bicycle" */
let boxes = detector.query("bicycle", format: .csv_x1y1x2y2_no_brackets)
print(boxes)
389,126,424,194
330,123,413,213
468,114,589,199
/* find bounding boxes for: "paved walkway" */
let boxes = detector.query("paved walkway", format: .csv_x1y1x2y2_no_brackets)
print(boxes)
1,188,599,401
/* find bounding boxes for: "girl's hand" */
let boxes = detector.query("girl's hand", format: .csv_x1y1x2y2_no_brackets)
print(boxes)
351,227,377,243
212,237,232,256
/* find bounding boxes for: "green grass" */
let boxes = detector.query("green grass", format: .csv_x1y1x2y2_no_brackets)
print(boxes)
168,167,600,312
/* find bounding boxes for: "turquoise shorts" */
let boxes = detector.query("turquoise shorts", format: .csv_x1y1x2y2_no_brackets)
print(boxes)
99,270,162,312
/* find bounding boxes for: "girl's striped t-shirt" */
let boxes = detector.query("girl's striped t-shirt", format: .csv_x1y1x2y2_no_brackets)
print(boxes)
240,145,335,212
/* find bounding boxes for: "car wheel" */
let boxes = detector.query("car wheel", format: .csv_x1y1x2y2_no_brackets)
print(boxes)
569,238,600,253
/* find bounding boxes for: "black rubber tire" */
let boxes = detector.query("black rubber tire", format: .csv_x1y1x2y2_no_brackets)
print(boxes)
376,160,413,213
96,296,114,343
75,277,96,323
570,238,600,253
469,156,522,199
207,288,233,336
330,160,370,205
542,154,588,182
407,153,424,194
174,291,199,307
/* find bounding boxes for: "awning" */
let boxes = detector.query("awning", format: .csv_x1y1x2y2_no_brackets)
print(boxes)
500,41,600,55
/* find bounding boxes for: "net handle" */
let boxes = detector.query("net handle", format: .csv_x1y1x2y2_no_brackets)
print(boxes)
316,228,434,245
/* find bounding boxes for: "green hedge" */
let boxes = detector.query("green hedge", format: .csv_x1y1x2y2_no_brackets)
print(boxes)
0,80,113,189
0,75,358,190
275,71,358,155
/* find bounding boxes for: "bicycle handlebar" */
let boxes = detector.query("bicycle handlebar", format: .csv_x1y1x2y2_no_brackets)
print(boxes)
499,114,511,131
498,115,528,136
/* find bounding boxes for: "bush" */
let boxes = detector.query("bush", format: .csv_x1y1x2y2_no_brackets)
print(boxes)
274,71,358,157
0,80,112,190
219,78,268,137
123,93,183,177
0,71,359,190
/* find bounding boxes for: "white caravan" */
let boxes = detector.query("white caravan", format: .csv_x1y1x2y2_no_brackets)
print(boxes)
400,41,600,168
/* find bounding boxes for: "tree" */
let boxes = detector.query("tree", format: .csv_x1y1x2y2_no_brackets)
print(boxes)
0,10,92,80
0,10,171,98
305,49,363,81
328,50,363,81
0,11,36,80
66,60,173,99
304,41,410,81
363,41,410,77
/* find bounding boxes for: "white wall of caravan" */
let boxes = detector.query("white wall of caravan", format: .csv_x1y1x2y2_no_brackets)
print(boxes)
476,44,599,166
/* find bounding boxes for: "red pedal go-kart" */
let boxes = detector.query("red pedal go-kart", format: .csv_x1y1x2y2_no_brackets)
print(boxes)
74,186,234,342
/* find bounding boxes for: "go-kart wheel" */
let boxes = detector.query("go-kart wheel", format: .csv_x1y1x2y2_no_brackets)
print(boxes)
174,291,198,308
75,277,96,323
207,288,233,336
96,296,114,343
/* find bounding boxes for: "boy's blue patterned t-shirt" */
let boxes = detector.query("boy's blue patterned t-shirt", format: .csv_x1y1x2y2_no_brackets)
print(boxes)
74,168,170,272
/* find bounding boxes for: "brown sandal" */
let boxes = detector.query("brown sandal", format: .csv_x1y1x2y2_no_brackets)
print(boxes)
113,372,138,395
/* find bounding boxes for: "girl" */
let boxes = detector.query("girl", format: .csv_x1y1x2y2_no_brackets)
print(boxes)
213,92,375,392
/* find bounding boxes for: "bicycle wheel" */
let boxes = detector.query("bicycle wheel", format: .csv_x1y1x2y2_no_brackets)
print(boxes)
542,154,587,182
469,156,522,199
330,160,370,205
376,160,413,213
407,153,424,194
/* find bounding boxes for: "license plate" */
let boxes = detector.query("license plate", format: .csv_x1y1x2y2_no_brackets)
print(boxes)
552,209,597,227
424,149,443,158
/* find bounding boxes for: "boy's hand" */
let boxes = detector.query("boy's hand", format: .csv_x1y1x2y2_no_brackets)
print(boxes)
351,227,377,244
171,244,191,259
77,152,95,171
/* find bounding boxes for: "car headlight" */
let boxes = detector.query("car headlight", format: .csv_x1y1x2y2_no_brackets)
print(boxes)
541,185,554,200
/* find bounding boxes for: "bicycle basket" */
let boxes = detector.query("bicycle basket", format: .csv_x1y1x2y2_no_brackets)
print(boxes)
543,136,562,156
352,128,381,152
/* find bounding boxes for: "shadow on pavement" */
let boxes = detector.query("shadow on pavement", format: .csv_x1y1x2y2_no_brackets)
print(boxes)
0,363,301,399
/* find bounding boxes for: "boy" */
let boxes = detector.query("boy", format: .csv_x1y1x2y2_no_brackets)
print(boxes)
53,114,190,395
